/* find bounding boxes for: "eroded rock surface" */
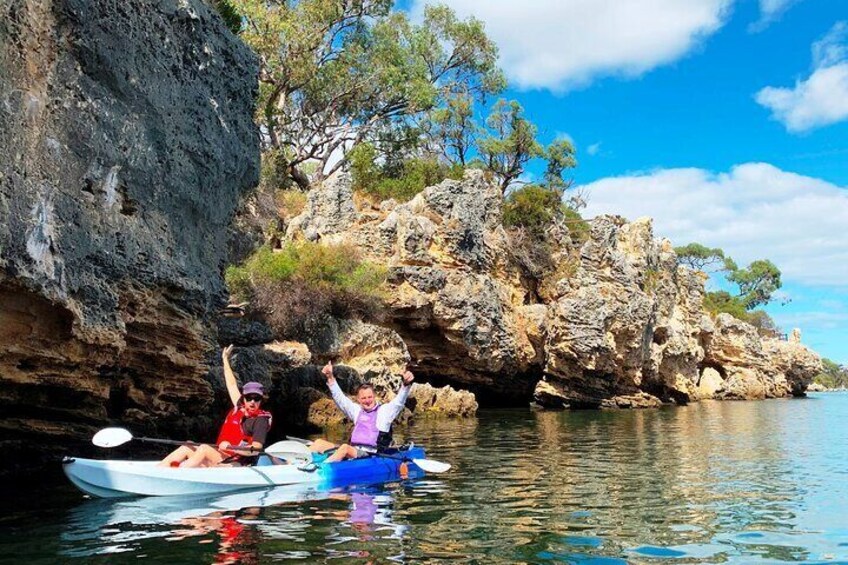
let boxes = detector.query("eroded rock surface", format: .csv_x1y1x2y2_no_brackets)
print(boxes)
286,171,822,409
703,316,821,399
0,0,258,474
288,170,541,400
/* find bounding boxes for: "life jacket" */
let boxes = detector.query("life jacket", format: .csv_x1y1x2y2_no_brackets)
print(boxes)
350,405,380,447
216,406,272,447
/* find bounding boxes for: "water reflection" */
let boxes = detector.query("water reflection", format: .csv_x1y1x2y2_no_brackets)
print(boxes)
3,394,848,563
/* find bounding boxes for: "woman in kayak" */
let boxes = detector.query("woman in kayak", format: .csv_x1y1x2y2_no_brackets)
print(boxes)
309,361,414,462
158,344,272,468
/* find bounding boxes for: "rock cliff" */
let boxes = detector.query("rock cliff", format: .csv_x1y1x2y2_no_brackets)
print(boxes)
0,0,259,473
0,0,823,480
286,171,822,408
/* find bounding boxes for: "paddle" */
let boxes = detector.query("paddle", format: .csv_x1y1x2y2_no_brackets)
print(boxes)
285,435,451,473
92,428,313,463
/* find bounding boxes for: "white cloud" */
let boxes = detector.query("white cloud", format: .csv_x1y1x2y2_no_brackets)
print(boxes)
580,162,848,287
755,22,848,132
750,0,800,31
772,310,848,331
412,0,732,91
587,142,602,156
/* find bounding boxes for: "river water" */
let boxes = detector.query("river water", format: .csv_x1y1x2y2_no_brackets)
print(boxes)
1,393,847,564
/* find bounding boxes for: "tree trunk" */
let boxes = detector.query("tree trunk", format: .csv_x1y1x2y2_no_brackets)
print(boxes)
289,164,311,190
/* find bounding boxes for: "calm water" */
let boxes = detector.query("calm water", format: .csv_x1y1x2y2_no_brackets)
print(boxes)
2,393,847,564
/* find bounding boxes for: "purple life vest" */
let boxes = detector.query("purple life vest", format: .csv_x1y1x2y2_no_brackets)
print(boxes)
350,405,380,447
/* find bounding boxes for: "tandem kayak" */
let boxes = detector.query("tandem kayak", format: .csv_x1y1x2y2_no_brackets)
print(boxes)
63,446,426,498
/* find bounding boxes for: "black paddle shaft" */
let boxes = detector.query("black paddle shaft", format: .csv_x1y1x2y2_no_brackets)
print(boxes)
134,436,262,456
135,436,201,448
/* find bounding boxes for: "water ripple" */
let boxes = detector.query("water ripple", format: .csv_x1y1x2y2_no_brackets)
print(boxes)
2,394,848,563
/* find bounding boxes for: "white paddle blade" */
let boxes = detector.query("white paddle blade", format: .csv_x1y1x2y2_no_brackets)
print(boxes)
92,427,133,448
412,458,451,473
265,440,313,463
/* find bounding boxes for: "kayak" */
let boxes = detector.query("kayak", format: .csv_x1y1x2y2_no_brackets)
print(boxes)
63,446,426,498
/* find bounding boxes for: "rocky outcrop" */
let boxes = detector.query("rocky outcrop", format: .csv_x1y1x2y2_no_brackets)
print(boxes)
286,171,822,409
210,317,477,433
0,0,259,473
288,170,541,401
702,316,821,399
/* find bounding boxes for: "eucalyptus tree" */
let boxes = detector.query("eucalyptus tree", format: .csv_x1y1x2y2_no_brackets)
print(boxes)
477,99,543,192
231,0,504,189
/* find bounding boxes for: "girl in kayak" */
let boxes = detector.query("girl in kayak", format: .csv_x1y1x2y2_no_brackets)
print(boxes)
158,345,272,468
309,361,414,462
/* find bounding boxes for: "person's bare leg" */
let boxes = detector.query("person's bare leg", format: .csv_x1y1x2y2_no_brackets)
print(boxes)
181,444,225,468
309,439,337,453
325,444,358,463
158,445,196,467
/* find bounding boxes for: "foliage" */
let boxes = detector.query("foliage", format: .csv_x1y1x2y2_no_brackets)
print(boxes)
502,183,588,244
225,243,386,340
703,291,782,335
746,309,782,337
258,147,307,194
674,243,736,272
231,0,503,188
678,242,783,318
349,142,464,202
213,0,242,35
543,138,578,192
703,290,750,320
422,90,478,166
727,259,782,310
503,184,562,238
814,358,848,389
563,206,590,244
477,99,543,192
275,189,307,220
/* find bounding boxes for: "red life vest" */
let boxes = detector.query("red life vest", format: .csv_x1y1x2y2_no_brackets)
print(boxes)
216,406,272,446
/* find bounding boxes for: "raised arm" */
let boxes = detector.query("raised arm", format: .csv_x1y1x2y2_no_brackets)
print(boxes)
383,369,415,421
323,361,361,421
222,344,241,407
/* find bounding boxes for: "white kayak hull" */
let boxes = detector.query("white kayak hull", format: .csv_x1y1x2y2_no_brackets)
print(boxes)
63,457,321,498
63,446,426,498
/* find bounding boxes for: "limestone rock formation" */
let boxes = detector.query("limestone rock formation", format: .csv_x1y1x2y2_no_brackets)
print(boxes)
0,0,259,474
288,170,540,400
209,317,476,432
539,217,713,407
286,171,822,409
702,315,821,399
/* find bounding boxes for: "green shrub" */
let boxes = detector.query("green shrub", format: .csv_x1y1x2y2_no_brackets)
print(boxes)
224,265,252,302
703,290,749,320
563,206,590,244
746,309,781,337
213,0,241,34
275,189,307,220
259,148,292,192
225,242,386,340
349,142,464,203
503,184,561,238
703,291,782,336
814,358,848,389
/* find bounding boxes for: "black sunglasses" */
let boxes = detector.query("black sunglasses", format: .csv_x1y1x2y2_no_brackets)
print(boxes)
244,395,263,402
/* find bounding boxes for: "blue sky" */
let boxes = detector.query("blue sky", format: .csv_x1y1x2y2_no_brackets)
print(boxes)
409,0,848,363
